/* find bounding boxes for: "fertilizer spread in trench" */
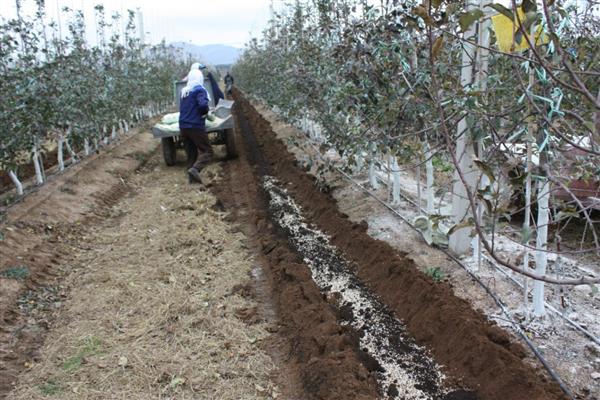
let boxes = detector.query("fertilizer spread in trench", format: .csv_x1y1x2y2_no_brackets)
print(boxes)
263,175,476,400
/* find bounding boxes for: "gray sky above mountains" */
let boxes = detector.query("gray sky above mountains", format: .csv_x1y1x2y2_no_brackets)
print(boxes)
0,0,273,47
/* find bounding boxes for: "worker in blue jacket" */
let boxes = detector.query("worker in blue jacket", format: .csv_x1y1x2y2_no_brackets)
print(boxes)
187,63,224,106
201,66,224,106
179,69,212,185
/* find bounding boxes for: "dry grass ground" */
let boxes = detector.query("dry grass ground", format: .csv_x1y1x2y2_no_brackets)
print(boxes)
8,153,278,400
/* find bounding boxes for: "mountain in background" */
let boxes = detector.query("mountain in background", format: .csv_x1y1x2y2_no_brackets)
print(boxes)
170,42,242,66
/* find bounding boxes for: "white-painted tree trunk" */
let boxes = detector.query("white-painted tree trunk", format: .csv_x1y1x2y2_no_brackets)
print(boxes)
124,120,129,133
449,0,479,255
65,136,77,164
473,6,491,270
356,152,365,172
533,178,551,317
111,125,117,140
387,155,392,201
391,156,401,205
8,170,24,196
524,43,536,317
57,134,65,171
369,143,379,190
424,142,436,247
522,139,534,318
449,121,478,254
424,142,435,215
416,163,422,215
32,145,44,185
314,124,322,142
473,179,489,271
84,138,91,156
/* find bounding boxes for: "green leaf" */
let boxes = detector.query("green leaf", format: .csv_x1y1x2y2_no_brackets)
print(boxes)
486,3,514,20
520,11,540,34
515,30,524,45
554,210,579,221
522,0,537,13
413,215,430,231
448,219,474,236
473,158,496,183
459,9,484,32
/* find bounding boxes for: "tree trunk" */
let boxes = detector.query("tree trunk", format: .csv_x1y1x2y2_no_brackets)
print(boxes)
424,142,435,215
57,133,65,171
64,134,77,164
32,145,44,185
416,162,422,215
594,89,600,152
522,138,533,318
84,138,91,156
449,0,479,255
533,178,550,317
8,170,24,196
391,155,401,205
369,143,379,190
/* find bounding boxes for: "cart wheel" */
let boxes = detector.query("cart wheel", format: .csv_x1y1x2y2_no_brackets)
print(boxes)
162,137,177,166
225,129,237,159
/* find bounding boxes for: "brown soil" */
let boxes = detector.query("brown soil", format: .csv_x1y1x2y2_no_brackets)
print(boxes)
211,111,380,398
227,90,568,400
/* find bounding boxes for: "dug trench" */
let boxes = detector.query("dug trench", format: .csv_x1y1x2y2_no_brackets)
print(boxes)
209,90,569,400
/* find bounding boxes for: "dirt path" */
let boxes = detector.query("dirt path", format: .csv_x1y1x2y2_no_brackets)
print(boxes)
1,122,159,396
5,150,281,399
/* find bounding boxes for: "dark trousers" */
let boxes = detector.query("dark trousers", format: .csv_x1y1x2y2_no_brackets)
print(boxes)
180,128,213,171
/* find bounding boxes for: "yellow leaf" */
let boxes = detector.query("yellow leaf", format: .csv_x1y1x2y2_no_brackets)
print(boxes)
491,6,549,53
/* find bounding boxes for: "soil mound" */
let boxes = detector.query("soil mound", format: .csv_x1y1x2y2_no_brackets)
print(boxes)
229,90,567,400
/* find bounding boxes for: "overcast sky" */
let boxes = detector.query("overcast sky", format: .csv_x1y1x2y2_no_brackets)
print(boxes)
0,0,274,47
